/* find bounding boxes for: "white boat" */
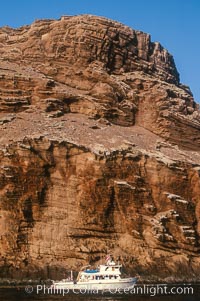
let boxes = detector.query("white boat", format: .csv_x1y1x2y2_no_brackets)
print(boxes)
51,257,138,292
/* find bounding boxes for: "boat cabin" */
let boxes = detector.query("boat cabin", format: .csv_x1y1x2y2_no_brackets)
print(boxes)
77,262,122,282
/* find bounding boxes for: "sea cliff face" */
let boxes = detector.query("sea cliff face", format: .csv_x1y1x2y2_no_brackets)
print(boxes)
0,15,200,281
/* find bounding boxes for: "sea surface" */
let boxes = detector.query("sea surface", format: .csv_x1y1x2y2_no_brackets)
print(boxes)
0,284,199,301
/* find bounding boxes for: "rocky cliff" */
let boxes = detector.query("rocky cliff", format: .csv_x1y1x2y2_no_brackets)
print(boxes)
0,15,200,282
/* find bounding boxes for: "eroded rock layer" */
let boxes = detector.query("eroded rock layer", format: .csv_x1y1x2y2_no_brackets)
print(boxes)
0,15,200,281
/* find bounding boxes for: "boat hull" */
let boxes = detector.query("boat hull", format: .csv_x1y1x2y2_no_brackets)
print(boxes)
52,277,137,292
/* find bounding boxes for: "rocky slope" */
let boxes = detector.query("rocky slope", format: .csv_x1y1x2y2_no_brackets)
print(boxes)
0,15,200,282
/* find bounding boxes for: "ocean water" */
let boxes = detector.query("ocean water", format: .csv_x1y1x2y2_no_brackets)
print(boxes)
0,285,199,301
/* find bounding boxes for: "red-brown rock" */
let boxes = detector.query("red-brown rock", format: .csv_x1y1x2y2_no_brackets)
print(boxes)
0,15,200,282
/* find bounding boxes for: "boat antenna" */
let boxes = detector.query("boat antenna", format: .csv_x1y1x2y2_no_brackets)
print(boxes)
70,270,73,281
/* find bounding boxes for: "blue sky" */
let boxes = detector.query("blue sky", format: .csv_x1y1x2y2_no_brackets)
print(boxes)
1,0,200,102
